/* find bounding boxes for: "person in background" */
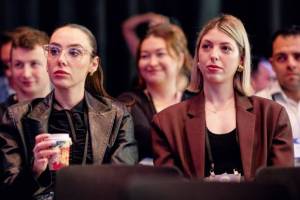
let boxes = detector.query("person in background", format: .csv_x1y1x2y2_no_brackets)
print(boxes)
0,24,137,200
0,30,15,102
256,25,300,165
118,23,192,163
0,27,32,102
251,56,276,92
0,27,52,118
122,12,170,56
151,15,294,181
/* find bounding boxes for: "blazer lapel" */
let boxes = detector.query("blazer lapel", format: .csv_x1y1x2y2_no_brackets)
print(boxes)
235,94,256,179
185,93,206,177
85,92,115,164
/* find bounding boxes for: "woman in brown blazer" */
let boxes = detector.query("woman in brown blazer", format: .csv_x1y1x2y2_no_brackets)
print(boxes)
151,15,294,181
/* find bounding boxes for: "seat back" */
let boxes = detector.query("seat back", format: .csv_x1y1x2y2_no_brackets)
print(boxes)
55,165,182,200
128,178,290,200
255,166,300,200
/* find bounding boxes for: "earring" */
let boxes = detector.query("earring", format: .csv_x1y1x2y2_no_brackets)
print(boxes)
237,64,244,72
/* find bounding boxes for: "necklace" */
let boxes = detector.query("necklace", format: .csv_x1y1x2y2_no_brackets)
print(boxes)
205,99,235,114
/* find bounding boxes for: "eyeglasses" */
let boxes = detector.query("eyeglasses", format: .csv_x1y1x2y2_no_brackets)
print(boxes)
44,44,92,63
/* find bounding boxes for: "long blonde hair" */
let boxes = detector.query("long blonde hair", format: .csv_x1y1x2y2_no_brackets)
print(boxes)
189,14,253,96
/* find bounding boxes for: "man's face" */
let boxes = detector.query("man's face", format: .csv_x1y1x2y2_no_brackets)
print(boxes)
10,45,50,98
271,35,300,93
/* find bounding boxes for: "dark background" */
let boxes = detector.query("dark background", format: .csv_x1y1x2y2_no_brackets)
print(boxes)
1,0,299,97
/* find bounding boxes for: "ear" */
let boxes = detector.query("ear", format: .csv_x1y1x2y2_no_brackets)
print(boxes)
239,56,244,66
178,52,185,69
89,56,99,74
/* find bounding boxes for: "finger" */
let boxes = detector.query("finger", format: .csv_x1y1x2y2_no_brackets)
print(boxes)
35,149,59,160
33,140,55,154
35,133,51,143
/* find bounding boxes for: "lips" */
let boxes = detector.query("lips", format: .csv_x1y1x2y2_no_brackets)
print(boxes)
53,70,69,76
21,80,34,86
206,64,222,72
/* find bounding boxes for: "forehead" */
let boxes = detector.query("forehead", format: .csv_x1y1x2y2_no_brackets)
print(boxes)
50,27,91,48
141,36,167,51
11,45,45,60
201,28,237,46
272,35,300,55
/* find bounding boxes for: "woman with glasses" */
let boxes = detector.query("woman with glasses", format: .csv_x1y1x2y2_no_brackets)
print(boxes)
0,24,138,200
151,15,294,181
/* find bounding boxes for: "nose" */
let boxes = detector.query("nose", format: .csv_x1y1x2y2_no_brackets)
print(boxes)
210,47,219,62
22,65,32,78
286,55,297,70
149,55,159,66
57,49,68,66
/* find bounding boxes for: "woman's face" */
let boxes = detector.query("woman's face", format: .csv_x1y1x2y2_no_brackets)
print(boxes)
138,35,183,86
46,27,98,90
198,28,241,85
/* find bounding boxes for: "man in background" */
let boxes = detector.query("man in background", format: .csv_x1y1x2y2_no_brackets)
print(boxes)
0,27,51,117
256,25,300,165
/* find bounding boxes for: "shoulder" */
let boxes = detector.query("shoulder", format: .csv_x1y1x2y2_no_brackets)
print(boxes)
89,94,131,117
154,95,194,122
255,81,282,99
118,90,147,104
245,95,287,121
249,95,284,111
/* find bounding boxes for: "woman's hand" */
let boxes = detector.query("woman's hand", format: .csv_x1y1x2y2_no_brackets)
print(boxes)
32,133,58,178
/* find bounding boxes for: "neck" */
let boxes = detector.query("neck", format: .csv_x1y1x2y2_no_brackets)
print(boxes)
146,82,181,112
54,87,85,110
284,89,300,103
147,82,179,101
204,82,235,105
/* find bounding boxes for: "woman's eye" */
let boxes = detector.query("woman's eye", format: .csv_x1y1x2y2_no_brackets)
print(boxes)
157,52,166,57
68,48,82,57
140,54,150,59
221,46,232,53
201,43,212,50
49,47,61,56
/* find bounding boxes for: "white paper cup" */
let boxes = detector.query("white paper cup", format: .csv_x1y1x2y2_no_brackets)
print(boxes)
48,134,72,171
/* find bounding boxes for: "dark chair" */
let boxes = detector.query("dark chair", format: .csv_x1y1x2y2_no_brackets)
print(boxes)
255,166,300,200
127,178,290,200
55,165,182,200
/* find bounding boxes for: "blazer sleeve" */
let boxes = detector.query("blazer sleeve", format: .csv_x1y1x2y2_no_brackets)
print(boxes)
0,124,42,199
269,107,294,166
151,114,176,168
110,108,138,165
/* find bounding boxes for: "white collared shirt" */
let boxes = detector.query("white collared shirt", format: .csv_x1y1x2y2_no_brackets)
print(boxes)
256,81,300,139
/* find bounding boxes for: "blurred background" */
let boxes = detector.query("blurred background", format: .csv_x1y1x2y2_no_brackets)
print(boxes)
0,0,299,96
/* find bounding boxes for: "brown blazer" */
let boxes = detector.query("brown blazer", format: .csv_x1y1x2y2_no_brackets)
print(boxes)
151,92,294,181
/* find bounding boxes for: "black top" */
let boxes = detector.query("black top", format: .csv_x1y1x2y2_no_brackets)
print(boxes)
48,99,93,165
0,94,18,120
118,89,198,161
118,89,155,160
204,128,243,177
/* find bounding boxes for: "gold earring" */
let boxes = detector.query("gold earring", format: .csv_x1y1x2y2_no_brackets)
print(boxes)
237,64,244,72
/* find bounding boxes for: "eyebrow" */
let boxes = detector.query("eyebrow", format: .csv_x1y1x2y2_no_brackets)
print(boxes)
202,39,233,46
141,48,167,52
49,42,85,49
